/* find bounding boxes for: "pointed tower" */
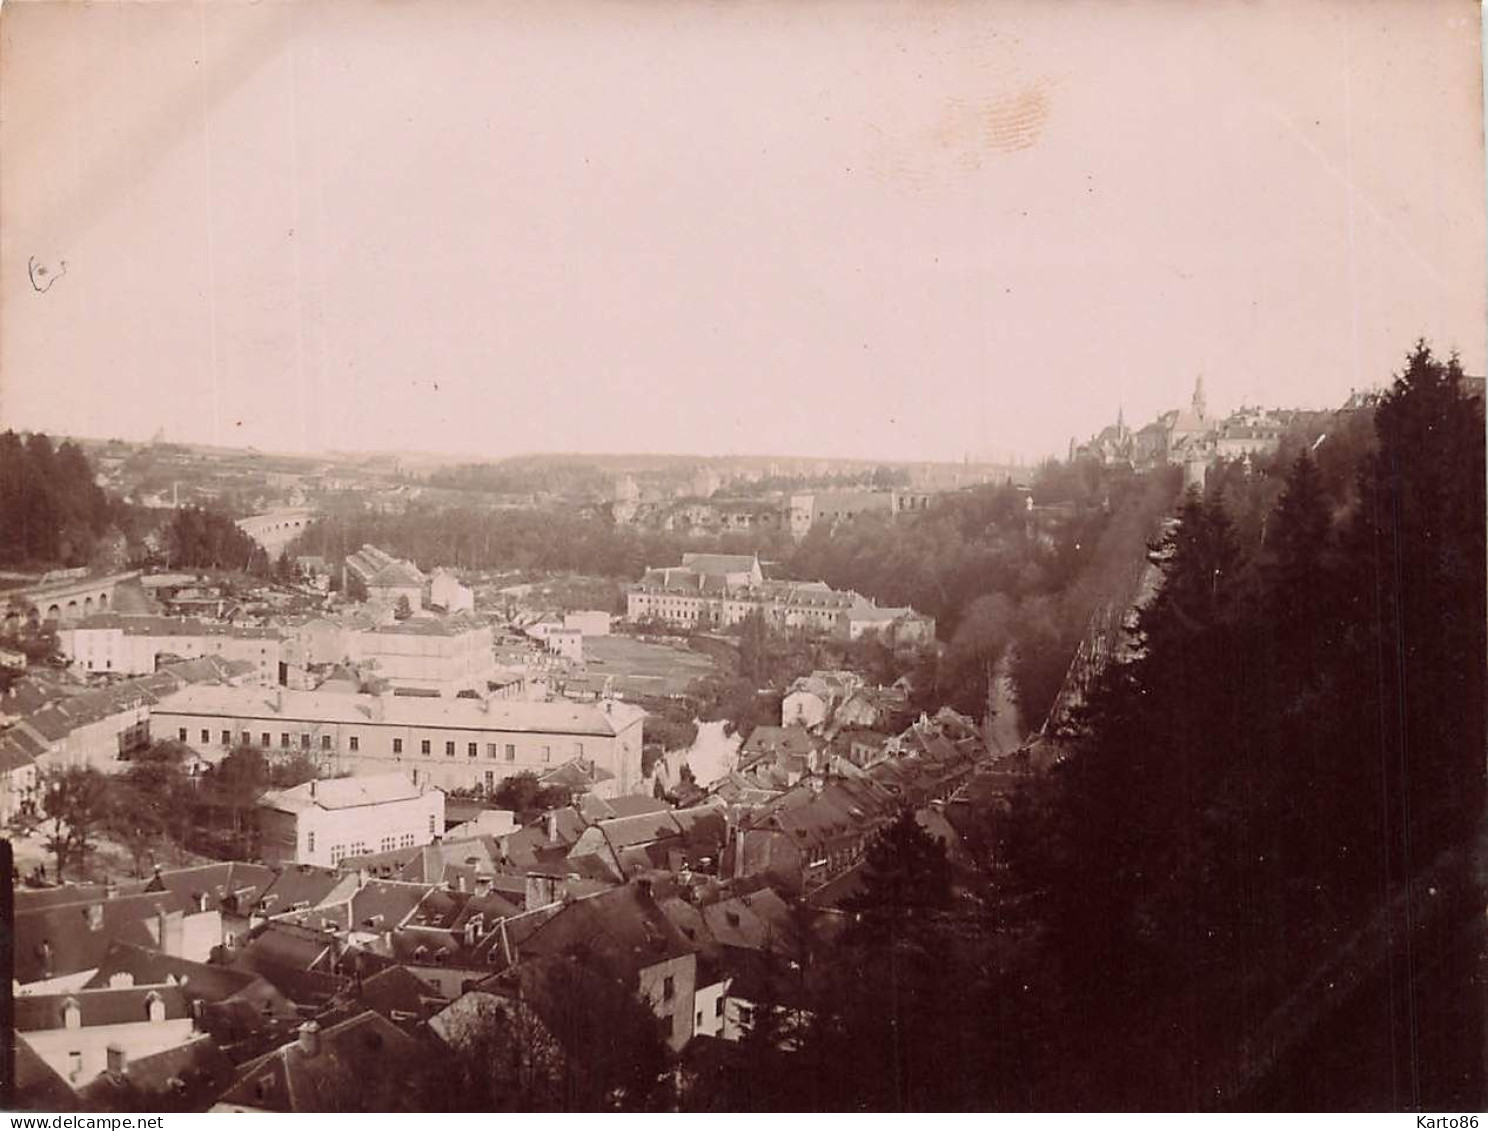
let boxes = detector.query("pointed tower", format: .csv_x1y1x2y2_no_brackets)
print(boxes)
1116,404,1127,437
1192,376,1207,420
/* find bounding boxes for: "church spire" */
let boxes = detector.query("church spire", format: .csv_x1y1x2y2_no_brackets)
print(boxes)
1192,375,1207,419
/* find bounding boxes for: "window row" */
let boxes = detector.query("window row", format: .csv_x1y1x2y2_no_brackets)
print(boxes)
178,726,581,763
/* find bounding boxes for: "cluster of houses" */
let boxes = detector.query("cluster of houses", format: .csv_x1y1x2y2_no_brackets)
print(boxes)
1,534,1016,1110
10,694,1021,1111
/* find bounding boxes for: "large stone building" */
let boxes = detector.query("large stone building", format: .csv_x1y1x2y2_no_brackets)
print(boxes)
152,684,646,797
281,613,495,697
626,553,935,643
352,616,495,697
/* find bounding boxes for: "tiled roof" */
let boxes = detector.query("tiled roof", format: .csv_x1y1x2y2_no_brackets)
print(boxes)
23,680,162,741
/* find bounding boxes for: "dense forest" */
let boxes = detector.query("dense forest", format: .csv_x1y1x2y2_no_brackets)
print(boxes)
0,431,125,568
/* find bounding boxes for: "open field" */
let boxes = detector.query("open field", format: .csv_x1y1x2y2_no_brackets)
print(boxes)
582,634,720,698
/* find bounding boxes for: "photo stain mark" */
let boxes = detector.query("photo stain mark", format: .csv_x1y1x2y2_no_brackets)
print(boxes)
28,256,66,293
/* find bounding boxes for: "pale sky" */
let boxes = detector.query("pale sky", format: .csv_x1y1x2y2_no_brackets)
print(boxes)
1,0,1482,463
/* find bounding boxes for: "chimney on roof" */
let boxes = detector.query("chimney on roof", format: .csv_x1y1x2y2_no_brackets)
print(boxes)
297,1020,321,1058
106,1044,127,1076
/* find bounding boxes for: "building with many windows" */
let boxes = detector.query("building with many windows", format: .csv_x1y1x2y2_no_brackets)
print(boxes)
151,684,646,797
256,772,445,868
626,555,935,642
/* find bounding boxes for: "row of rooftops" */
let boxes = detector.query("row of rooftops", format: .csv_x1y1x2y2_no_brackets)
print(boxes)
11,712,1015,1110
0,665,230,768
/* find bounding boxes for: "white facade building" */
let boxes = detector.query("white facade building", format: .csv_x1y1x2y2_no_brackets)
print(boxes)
58,616,281,686
428,570,475,614
563,610,612,637
257,772,445,867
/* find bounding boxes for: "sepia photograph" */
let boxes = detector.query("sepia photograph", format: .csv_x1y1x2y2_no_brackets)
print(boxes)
0,0,1483,1114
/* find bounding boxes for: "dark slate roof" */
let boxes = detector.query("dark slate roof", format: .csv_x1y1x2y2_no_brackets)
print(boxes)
603,793,671,819
12,1036,78,1111
740,725,818,762
0,719,49,764
82,942,264,1004
254,864,348,917
679,553,758,575
215,1010,417,1112
511,881,697,983
229,924,350,1007
342,880,433,932
597,811,684,851
14,890,192,984
346,964,449,1026
0,674,75,718
77,1034,237,1111
145,861,277,914
16,984,191,1032
16,881,151,913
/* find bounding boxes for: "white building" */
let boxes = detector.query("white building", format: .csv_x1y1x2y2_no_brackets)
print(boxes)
152,683,647,796
429,569,475,614
58,615,282,686
257,772,445,868
544,628,583,662
563,610,612,637
353,616,494,697
282,613,494,697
